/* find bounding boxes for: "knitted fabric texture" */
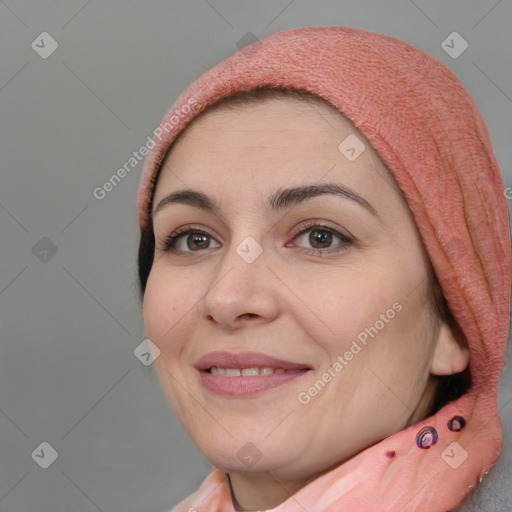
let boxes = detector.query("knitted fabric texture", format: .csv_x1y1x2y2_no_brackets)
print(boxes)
137,26,511,511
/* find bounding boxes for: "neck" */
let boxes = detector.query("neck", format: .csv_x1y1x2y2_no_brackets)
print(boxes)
228,471,318,511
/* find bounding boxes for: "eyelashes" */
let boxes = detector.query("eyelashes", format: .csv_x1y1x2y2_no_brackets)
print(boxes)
161,220,353,256
163,226,217,253
288,221,353,255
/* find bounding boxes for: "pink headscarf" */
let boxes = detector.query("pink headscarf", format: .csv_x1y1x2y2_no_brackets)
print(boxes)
137,26,511,511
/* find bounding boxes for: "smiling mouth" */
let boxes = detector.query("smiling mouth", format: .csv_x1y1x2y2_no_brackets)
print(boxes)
195,351,312,396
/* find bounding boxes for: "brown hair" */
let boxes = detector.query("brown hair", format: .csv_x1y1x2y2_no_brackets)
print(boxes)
137,85,469,415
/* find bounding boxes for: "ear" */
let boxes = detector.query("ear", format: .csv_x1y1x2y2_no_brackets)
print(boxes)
430,322,470,375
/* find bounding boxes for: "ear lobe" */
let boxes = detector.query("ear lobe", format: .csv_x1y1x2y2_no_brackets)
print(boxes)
430,322,470,375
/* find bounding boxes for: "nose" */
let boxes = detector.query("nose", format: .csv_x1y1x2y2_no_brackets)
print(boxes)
197,238,281,331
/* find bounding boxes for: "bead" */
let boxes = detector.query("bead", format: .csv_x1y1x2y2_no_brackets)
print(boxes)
447,416,465,432
416,426,438,449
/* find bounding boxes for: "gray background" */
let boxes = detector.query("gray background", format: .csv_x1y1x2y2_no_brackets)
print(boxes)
1,1,511,511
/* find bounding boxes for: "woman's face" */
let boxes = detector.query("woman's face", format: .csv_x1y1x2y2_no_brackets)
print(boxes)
143,97,445,482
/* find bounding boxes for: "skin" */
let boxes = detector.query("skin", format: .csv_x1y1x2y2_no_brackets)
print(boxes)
143,97,469,511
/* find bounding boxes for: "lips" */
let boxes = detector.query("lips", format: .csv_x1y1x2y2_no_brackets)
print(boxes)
195,351,311,372
195,351,312,396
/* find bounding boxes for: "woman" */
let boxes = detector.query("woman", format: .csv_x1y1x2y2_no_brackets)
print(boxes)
136,26,511,511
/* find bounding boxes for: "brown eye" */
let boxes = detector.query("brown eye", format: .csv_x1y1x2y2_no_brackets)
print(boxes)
163,228,220,253
185,233,210,250
293,223,353,255
308,229,333,249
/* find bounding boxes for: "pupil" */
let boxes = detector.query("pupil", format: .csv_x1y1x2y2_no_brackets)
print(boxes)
311,229,331,248
189,234,208,250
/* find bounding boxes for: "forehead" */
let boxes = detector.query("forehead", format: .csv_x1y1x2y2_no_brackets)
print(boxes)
153,96,401,208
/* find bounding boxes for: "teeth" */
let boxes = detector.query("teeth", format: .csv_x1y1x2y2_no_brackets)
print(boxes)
209,367,301,376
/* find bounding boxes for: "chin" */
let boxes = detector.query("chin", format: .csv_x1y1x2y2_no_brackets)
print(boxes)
193,436,294,472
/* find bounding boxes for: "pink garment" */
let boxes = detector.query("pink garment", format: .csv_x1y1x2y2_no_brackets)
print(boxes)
137,26,511,511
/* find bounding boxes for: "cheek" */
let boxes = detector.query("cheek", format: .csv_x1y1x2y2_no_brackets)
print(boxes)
338,292,434,415
142,269,191,356
296,268,393,356
298,261,431,383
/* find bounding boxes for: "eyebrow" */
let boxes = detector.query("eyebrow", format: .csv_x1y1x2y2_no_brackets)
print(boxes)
153,183,378,219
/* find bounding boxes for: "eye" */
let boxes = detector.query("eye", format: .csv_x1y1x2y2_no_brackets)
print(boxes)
290,220,353,255
162,225,220,253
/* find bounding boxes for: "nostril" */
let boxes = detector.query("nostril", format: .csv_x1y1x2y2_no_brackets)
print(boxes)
237,313,258,320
